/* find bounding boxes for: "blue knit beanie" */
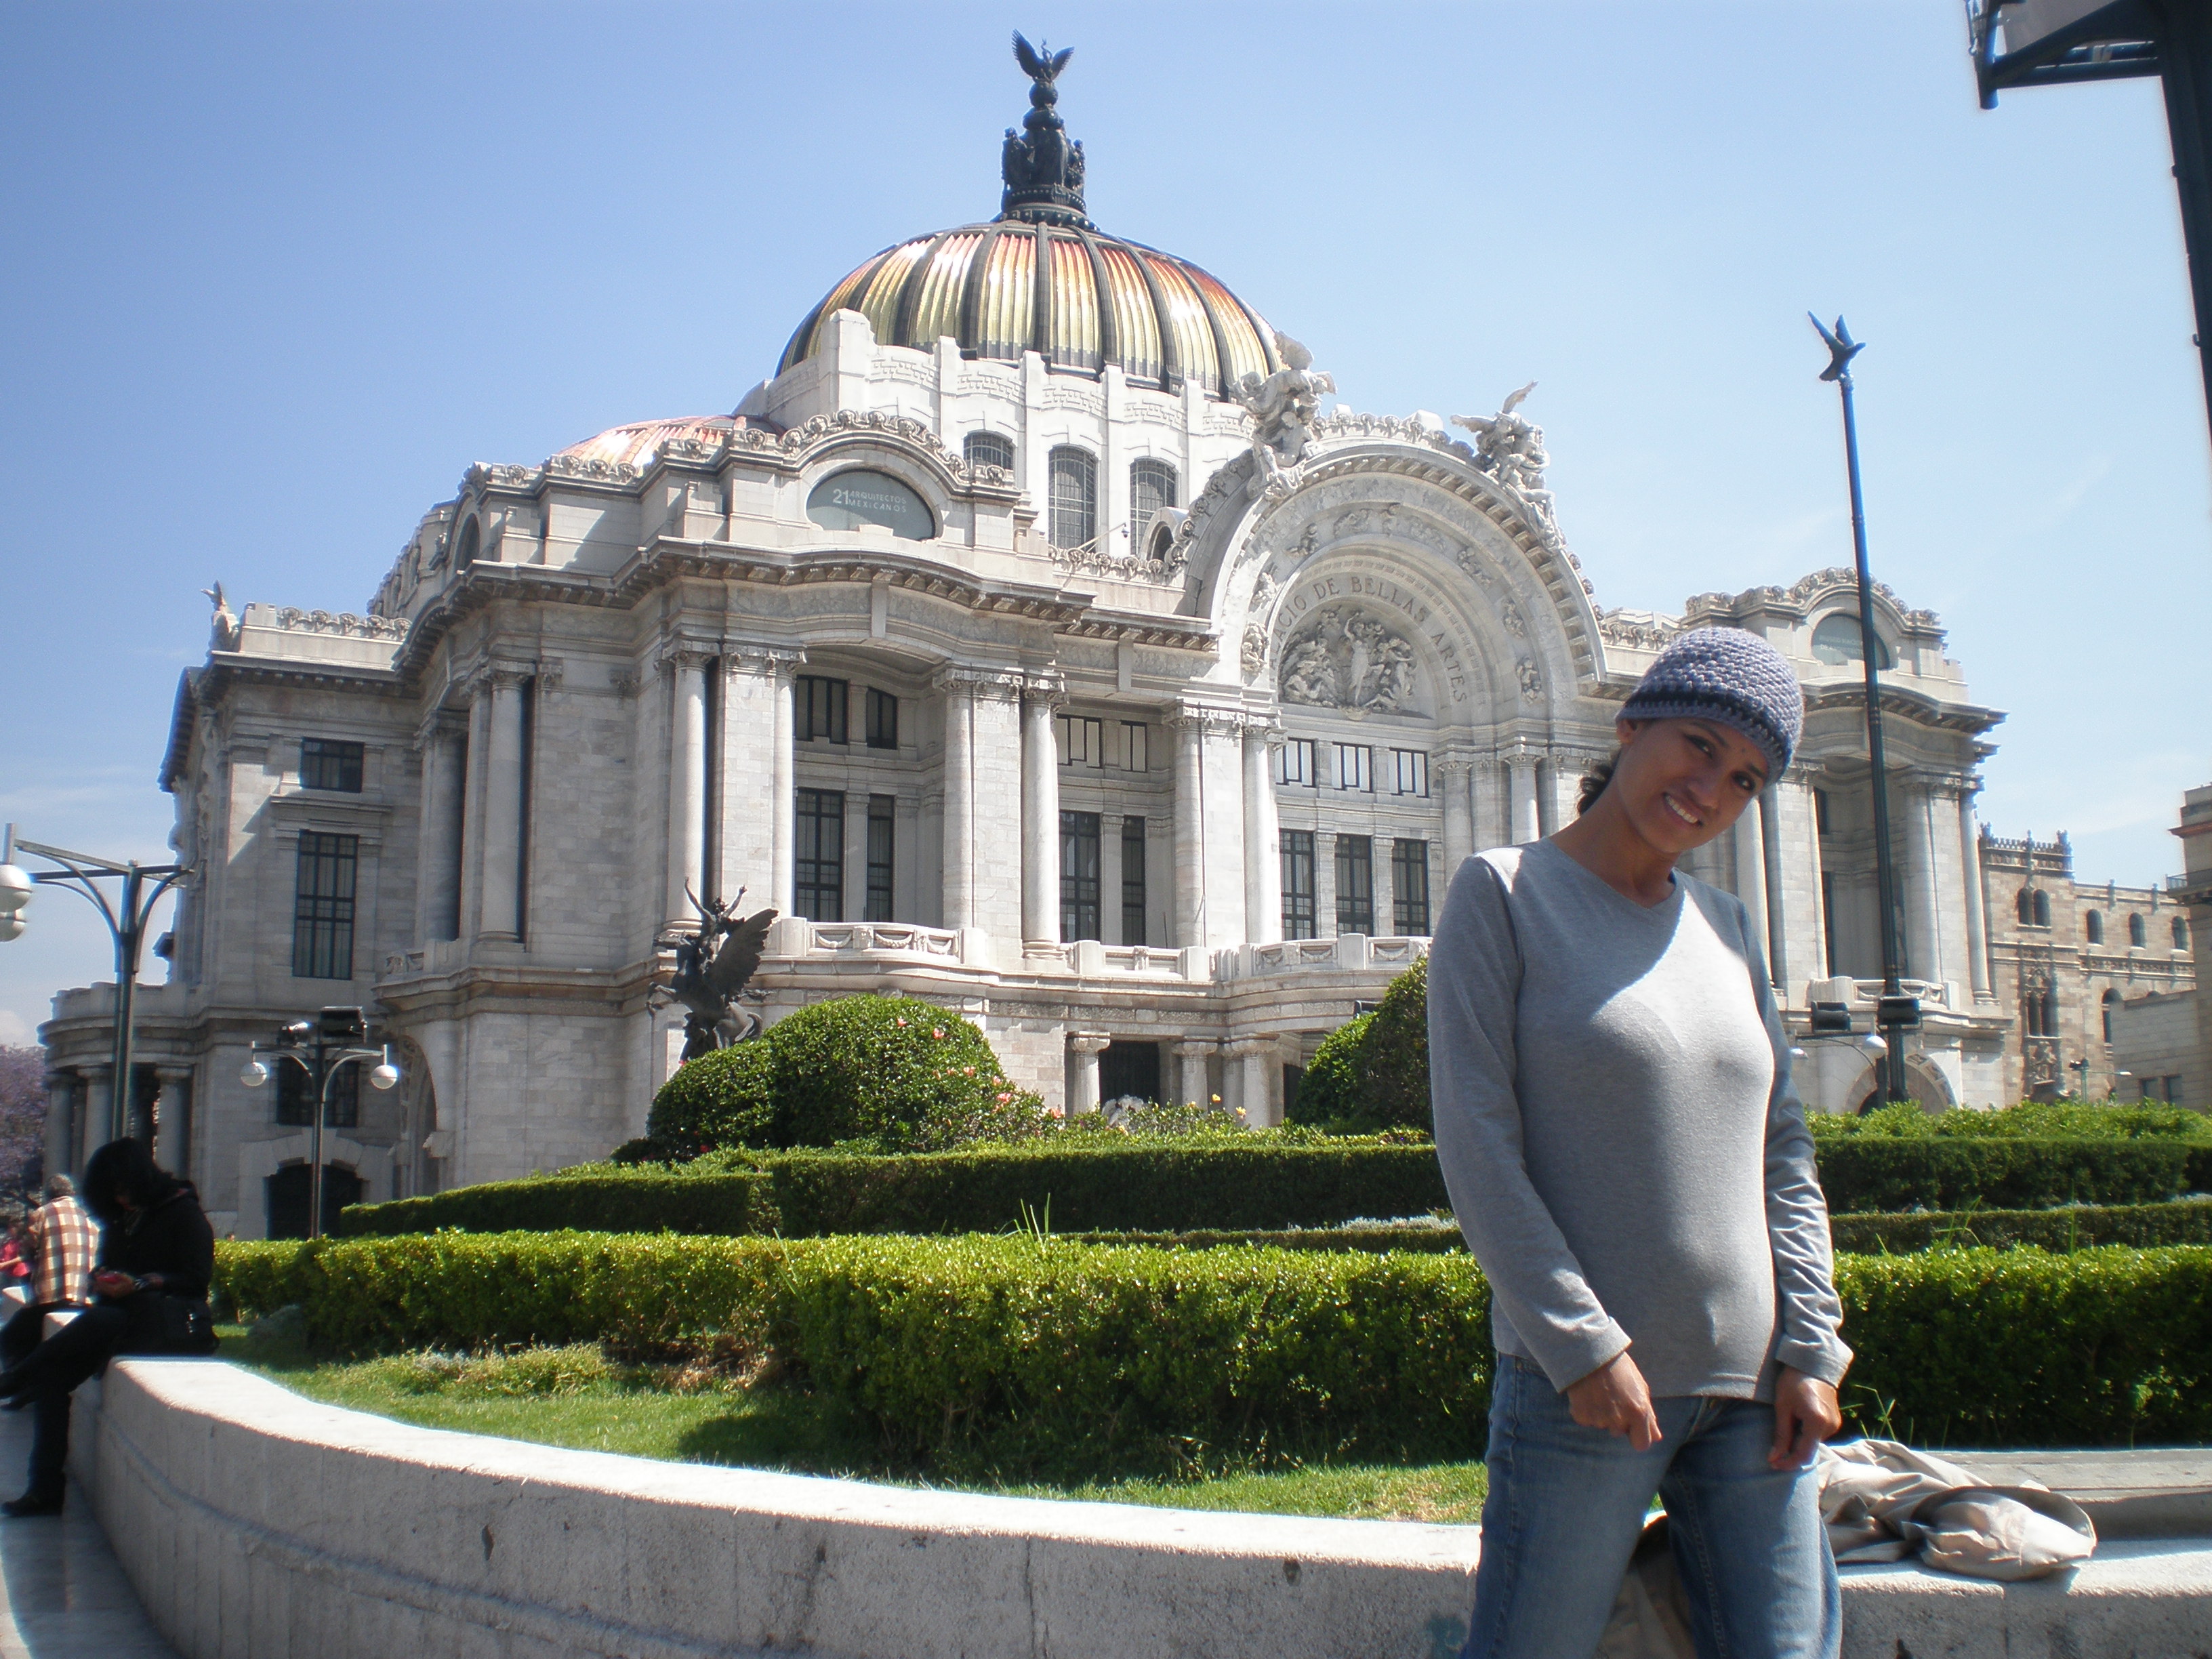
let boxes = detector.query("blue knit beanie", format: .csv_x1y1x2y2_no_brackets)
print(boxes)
1620,627,1803,778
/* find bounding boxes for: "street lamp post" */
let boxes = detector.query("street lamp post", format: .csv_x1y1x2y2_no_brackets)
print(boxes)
1810,319,1921,1105
0,823,192,1147
240,1006,400,1238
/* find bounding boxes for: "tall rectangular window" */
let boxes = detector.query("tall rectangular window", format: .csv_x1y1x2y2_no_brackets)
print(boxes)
1334,743,1373,792
1392,839,1431,934
794,789,844,920
1282,830,1317,940
1060,810,1101,941
1275,738,1317,787
276,1060,359,1128
1120,720,1149,773
865,794,895,922
291,832,359,979
1048,445,1099,550
798,677,848,743
1120,816,1147,945
1391,749,1429,797
864,688,899,750
1335,835,1374,935
1055,713,1105,766
300,738,364,793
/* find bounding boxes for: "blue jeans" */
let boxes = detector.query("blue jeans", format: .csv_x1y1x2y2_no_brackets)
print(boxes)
1462,1356,1839,1659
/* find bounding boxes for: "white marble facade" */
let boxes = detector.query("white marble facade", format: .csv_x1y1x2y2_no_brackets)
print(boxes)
40,94,2034,1236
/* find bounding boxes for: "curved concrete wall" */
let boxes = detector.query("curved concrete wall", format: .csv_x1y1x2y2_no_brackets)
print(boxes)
72,1359,2212,1659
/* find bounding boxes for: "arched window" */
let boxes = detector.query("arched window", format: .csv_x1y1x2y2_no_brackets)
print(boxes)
2016,888,2034,924
2043,985,2062,1036
1129,459,1177,553
2175,916,2190,950
1048,445,1098,552
1810,613,1894,668
2032,890,2051,928
2129,912,2148,947
2102,988,2121,1044
2084,910,2104,945
2022,983,2046,1037
451,516,481,568
964,431,1014,474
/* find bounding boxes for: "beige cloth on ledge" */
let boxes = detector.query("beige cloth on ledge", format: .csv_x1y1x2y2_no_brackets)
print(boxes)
1593,1439,2098,1659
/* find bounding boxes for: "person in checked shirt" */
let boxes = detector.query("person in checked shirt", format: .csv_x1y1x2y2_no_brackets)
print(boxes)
1,1175,98,1375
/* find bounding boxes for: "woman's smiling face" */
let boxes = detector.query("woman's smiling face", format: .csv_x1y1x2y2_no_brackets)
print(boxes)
1607,714,1769,855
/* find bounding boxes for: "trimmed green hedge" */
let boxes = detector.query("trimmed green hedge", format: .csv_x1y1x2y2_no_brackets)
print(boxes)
218,1235,2212,1458
339,1144,1455,1239
1829,1197,2212,1254
1816,1136,2212,1214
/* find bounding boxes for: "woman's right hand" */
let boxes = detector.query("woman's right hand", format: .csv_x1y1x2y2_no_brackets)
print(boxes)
1565,1351,1663,1450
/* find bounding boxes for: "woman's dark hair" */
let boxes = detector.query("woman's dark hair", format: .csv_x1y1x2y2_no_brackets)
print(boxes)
1576,748,1622,816
81,1139,182,1227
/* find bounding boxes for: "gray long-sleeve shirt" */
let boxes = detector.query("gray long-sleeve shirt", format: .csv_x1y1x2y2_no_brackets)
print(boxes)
1427,841,1852,1400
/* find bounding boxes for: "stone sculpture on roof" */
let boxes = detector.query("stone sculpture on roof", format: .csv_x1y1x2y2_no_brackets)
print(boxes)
1454,383,1556,530
1228,332,1337,497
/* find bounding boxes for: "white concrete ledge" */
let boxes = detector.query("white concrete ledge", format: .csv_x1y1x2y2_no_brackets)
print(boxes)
69,1360,2212,1659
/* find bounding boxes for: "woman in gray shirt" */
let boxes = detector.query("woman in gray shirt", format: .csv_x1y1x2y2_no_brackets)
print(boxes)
1429,628,1851,1659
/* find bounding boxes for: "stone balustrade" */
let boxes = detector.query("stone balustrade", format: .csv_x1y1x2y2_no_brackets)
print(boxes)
1219,935,1431,982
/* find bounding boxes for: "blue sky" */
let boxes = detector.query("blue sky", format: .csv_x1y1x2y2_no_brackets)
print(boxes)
3,1,2207,1042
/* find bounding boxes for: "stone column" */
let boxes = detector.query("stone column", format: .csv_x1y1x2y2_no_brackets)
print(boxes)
477,668,530,942
82,1067,112,1169
664,653,709,924
1733,799,1772,983
1067,1031,1112,1115
1901,778,1942,985
1759,787,1790,994
1242,723,1282,946
770,658,798,916
1231,1036,1282,1127
1171,1039,1214,1109
43,1073,74,1187
414,717,465,945
1959,785,1993,1000
1170,712,1204,948
1437,756,1475,874
153,1065,192,1180
1021,678,1064,948
937,672,977,930
1507,754,1542,844
969,680,1027,943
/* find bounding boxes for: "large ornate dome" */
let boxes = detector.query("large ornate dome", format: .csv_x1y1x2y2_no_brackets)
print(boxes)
777,37,1279,401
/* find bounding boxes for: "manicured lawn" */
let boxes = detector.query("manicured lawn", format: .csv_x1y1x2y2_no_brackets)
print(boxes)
219,1326,1486,1523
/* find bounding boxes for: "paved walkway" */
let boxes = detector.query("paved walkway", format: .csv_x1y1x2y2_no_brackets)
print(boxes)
0,1404,178,1658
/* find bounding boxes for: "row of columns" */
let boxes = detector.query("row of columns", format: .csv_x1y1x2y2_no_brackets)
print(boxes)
1061,1033,1288,1126
41,1064,192,1180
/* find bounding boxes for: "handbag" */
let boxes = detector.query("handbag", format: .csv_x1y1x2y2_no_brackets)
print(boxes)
155,1294,220,1354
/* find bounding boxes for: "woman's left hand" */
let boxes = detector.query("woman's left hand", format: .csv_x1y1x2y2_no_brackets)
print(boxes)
1770,1368,1841,1469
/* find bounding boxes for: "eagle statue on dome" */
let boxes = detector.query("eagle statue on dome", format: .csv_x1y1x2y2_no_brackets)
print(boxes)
657,884,777,1061
1012,31,1071,86
1002,33,1085,215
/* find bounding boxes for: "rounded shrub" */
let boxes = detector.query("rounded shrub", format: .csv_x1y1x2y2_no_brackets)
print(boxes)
1286,957,1433,1132
1289,1012,1372,1127
771,996,1050,1151
647,1040,776,1151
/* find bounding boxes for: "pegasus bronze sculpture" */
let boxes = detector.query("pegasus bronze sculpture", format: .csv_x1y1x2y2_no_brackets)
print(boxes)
657,884,777,1061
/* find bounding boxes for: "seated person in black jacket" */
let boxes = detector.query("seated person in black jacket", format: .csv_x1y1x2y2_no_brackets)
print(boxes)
0,1138,218,1517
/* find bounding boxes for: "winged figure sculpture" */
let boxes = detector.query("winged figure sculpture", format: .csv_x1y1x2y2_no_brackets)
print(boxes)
1012,32,1072,85
658,884,777,1061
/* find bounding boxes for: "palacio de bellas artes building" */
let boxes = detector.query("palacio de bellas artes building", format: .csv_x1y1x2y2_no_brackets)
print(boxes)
38,45,2194,1239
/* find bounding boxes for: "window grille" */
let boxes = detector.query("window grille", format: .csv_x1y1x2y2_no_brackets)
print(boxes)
798,677,848,744
1392,840,1431,934
865,795,895,922
1335,835,1374,935
865,689,898,750
1275,738,1317,787
1048,446,1098,551
2129,913,2148,947
291,832,358,980
276,1061,358,1128
1282,830,1316,940
1056,714,1105,767
1129,459,1177,552
301,739,365,793
1334,743,1373,792
1120,721,1149,773
2085,911,2104,945
964,431,1015,473
1391,749,1429,798
1060,811,1101,942
794,790,844,921
1121,817,1146,945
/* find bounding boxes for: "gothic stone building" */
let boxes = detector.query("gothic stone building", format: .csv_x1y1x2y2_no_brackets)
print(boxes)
39,60,2088,1237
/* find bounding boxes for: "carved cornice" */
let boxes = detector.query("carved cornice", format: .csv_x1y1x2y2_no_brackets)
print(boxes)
1023,670,1068,707
724,645,807,678
273,607,409,642
933,665,1027,702
1164,702,1250,737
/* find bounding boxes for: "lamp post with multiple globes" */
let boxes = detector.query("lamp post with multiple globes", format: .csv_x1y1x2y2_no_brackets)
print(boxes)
240,1006,400,1238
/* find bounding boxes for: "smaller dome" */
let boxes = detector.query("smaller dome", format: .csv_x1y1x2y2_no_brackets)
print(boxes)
554,415,740,470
